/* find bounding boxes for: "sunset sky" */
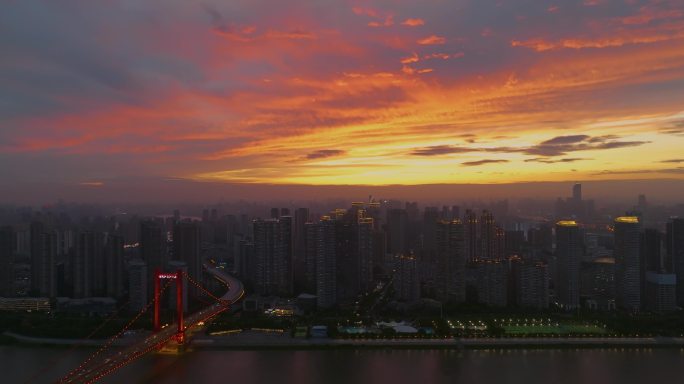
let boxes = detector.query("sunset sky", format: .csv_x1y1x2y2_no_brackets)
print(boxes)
2,0,684,192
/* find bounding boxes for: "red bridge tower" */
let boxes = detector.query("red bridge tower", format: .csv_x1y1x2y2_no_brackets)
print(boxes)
153,269,184,344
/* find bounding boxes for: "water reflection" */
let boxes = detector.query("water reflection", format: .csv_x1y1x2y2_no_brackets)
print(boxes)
4,347,684,384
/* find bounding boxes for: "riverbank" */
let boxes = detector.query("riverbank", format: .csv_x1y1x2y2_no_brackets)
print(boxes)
192,331,684,350
7,330,684,350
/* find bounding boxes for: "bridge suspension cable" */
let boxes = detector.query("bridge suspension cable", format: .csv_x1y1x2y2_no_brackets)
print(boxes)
59,280,173,383
22,300,132,384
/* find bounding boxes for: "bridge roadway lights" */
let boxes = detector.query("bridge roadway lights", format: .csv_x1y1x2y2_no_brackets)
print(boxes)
153,269,185,344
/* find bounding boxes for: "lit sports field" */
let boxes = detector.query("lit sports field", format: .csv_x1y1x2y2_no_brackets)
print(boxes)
501,321,607,335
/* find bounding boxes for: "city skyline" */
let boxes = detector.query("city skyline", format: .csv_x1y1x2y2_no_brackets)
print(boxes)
2,0,684,195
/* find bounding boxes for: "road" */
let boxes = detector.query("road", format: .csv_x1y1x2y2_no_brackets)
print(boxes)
61,265,244,383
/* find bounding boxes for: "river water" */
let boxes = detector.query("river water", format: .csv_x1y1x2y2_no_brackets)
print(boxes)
5,347,684,384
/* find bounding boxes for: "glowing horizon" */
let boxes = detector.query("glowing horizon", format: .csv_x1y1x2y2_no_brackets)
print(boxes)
2,0,684,187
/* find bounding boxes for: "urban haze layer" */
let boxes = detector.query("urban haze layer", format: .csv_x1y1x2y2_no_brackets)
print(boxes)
2,183,684,350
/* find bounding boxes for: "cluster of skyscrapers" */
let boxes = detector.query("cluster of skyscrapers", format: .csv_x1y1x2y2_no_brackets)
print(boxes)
1,184,684,315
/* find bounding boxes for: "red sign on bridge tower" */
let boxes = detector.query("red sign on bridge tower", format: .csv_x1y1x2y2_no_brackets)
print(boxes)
153,268,185,344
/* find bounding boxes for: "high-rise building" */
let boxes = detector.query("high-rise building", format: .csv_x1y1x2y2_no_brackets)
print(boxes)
235,236,255,287
512,260,549,310
451,206,460,220
422,207,440,258
473,260,508,307
480,210,496,260
312,220,337,308
253,218,292,296
464,209,479,262
30,222,56,297
128,259,148,311
640,228,675,311
555,221,581,310
435,220,466,303
105,233,125,298
0,226,14,296
293,208,310,291
394,254,419,302
528,224,553,253
614,216,642,312
356,216,374,292
73,231,104,298
172,221,201,297
387,209,408,255
667,218,684,307
580,257,615,310
309,219,337,308
505,230,525,256
140,220,166,278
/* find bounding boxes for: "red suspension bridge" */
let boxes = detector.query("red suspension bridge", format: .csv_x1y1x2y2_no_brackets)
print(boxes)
52,264,244,384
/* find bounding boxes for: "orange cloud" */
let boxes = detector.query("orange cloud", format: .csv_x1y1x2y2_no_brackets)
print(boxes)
368,15,394,27
417,35,446,45
400,52,419,64
401,18,425,27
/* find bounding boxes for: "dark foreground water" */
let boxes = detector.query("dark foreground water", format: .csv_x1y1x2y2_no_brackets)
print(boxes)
5,346,684,384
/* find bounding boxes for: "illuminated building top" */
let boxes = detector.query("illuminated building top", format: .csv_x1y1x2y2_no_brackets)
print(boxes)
615,216,639,224
556,220,578,227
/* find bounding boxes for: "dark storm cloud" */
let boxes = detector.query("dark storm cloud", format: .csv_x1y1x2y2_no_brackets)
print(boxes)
461,159,509,167
305,149,346,160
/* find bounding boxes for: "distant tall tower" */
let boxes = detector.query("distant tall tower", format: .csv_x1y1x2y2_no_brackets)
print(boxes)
573,183,582,202
637,194,647,209
667,218,684,306
614,216,641,311
555,221,581,310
